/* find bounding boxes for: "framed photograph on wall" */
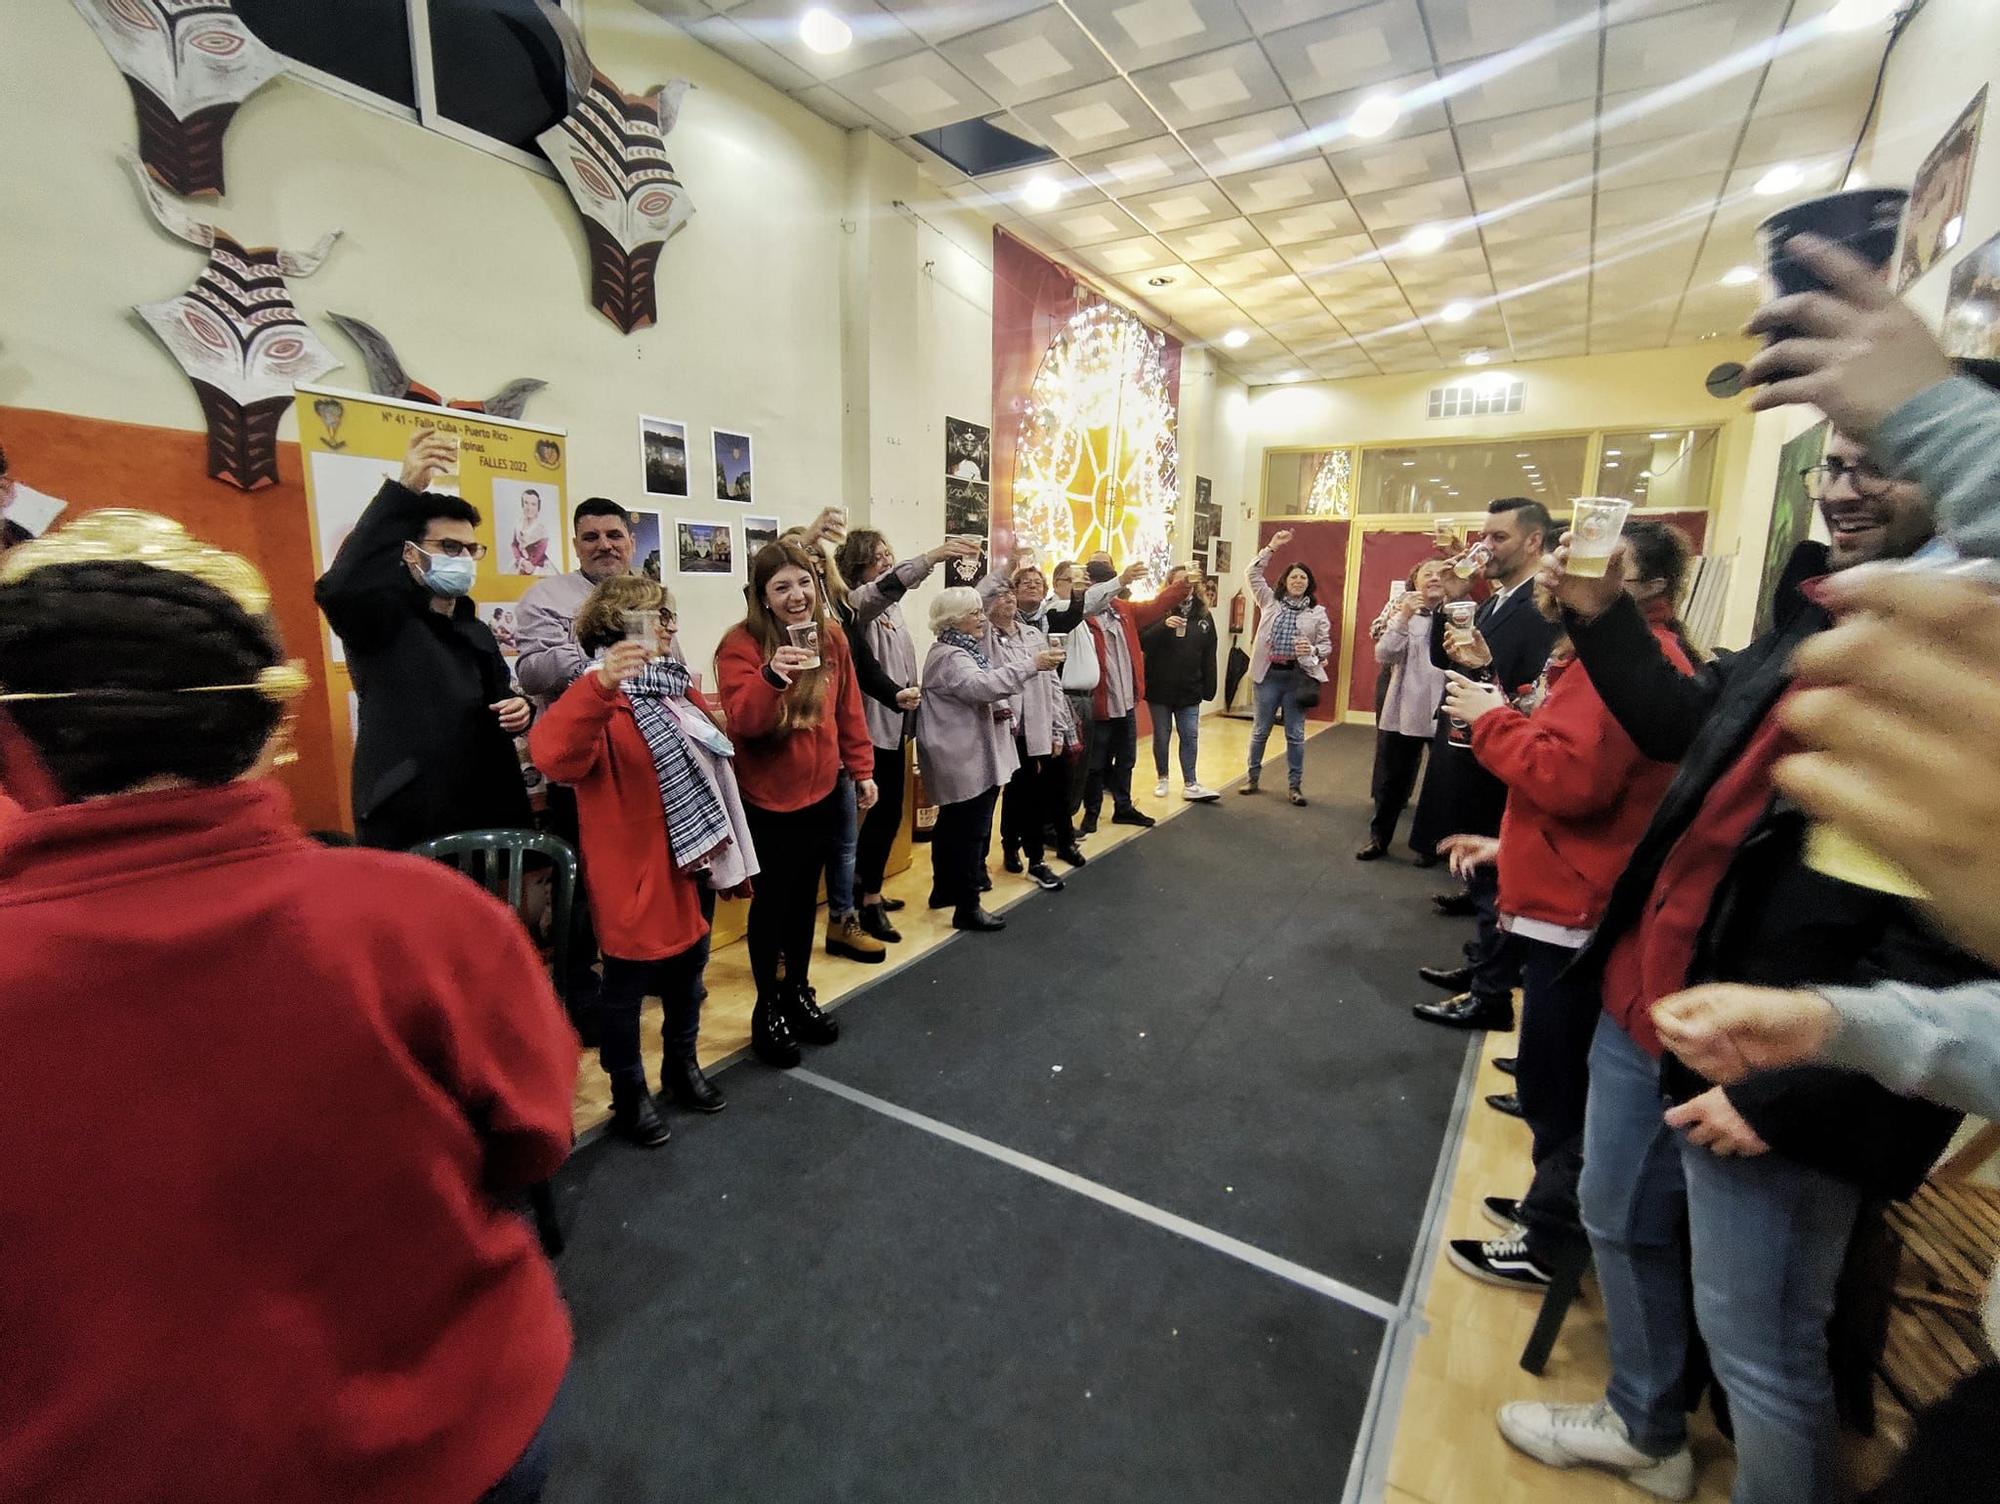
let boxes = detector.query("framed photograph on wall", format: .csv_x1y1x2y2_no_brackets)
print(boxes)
677,519,734,575
743,515,779,576
944,475,990,584
638,416,689,499
712,429,755,505
1213,539,1231,574
945,416,990,482
628,508,665,580
1899,86,1986,289
1944,228,2000,358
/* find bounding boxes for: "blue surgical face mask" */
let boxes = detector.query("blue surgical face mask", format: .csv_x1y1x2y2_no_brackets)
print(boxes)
415,548,477,597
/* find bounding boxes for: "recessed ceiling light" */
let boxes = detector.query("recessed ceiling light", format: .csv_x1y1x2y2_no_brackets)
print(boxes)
1828,0,1898,30
1277,371,1303,383
1404,223,1450,255
1649,431,1670,440
1221,328,1250,349
1463,349,1492,366
1439,301,1473,323
1754,163,1806,197
1639,469,1653,478
1515,451,1530,458
1606,449,1621,456
1427,476,1443,483
1604,460,1620,469
1348,91,1402,140
1720,264,1759,287
1147,274,1174,287
1021,175,1063,211
1401,459,1416,466
798,7,852,53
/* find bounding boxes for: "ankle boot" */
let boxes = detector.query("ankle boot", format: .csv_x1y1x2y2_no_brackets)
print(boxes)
858,901,902,943
781,980,840,1045
750,995,801,1069
610,1073,671,1147
826,911,887,964
953,903,1006,932
662,1051,726,1113
1003,839,1023,874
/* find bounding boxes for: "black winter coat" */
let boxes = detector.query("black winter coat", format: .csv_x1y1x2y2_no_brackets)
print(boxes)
315,479,532,850
1139,605,1218,709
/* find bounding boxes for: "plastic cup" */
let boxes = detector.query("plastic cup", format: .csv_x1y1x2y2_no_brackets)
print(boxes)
1757,188,1909,299
1452,543,1490,579
1444,600,1477,631
1566,498,1632,578
1174,616,1187,637
787,621,820,669
621,609,660,659
1047,631,1067,652
1387,582,1407,605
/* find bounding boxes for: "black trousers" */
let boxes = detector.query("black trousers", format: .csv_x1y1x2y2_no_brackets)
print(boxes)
743,790,841,999
1461,862,1521,1004
540,783,602,1009
1367,730,1427,849
931,787,1000,908
598,896,714,1091
1083,709,1138,818
1001,739,1058,863
1063,692,1096,816
853,741,907,899
1512,936,1598,1261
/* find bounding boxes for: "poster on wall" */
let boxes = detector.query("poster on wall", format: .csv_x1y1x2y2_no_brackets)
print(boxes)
1899,87,1986,289
477,602,522,657
1192,507,1214,554
713,429,754,504
494,479,562,577
1214,539,1232,574
640,416,689,499
743,514,779,574
1755,420,1828,637
629,508,665,580
678,519,734,575
944,475,990,585
1943,228,2000,358
946,417,990,482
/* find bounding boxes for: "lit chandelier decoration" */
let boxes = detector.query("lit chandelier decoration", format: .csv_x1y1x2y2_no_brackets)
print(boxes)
1306,449,1353,518
1013,296,1179,591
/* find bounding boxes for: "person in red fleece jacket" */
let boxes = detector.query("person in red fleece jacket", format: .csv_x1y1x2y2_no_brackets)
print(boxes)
0,512,576,1504
716,538,876,1069
1434,521,1696,1294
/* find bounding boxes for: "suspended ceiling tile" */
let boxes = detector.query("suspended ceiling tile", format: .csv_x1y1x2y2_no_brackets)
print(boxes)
1142,282,1237,318
719,0,926,81
1070,136,1208,196
1594,171,1727,232
1131,43,1295,132
1318,281,1416,318
1602,0,1788,95
1513,331,1590,359
1010,77,1164,156
1250,199,1366,246
1450,98,1596,173
1303,257,1403,301
874,0,1043,44
1078,233,1182,275
1381,241,1489,285
1598,128,1741,188
833,52,1001,134
1123,177,1240,233
1215,156,1343,218
1327,127,1465,196
1675,281,1759,328
1758,15,1886,116
934,7,1116,108
1299,68,1449,146
1311,353,1383,378
1734,99,1873,167
1478,193,1592,243
1035,194,1146,249
1065,0,1252,71
1157,215,1267,261
681,15,819,92
1201,247,1294,288
1344,305,1426,338
1463,152,1595,214
1235,0,1345,34
955,158,1089,214
1421,0,1600,68
1178,104,1318,175
1177,304,1258,342
1485,230,1590,278
792,83,899,134
1280,233,1382,281
1596,75,1759,150
1443,30,1599,124
1232,278,1320,313
1264,0,1432,105
1350,175,1475,234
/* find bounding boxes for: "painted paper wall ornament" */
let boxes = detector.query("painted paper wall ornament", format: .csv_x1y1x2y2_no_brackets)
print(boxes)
326,313,547,420
126,159,341,492
72,0,283,199
531,0,694,333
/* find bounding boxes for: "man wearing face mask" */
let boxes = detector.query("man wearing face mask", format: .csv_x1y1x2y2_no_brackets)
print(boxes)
316,428,533,849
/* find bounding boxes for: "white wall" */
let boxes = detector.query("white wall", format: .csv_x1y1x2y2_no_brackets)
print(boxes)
0,0,995,670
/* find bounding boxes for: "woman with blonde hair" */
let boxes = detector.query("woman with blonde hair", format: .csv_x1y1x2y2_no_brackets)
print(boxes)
918,585,1064,932
716,540,876,1068
530,574,755,1144
1358,558,1448,860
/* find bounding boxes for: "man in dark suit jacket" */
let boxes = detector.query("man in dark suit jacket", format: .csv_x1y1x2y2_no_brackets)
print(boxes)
1411,497,1564,1030
316,430,534,849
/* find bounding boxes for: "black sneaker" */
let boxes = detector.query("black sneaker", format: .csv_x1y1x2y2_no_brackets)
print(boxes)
1055,844,1087,868
1447,1236,1551,1291
1026,862,1065,891
1111,806,1155,828
1482,1195,1526,1233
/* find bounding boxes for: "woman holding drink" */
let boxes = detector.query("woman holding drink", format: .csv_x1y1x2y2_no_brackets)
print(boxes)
1359,559,1448,859
1242,530,1332,805
984,569,1079,891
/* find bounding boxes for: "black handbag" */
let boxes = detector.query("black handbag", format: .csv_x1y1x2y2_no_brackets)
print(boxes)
1295,680,1322,709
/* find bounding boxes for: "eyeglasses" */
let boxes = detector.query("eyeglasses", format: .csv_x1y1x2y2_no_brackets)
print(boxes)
421,538,489,560
1799,458,1895,501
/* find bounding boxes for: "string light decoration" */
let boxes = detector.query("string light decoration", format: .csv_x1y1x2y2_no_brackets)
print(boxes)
1306,449,1353,518
1012,297,1179,591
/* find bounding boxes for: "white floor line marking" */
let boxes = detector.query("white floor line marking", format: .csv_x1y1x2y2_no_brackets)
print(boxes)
792,1066,1404,1326
1341,1035,1485,1504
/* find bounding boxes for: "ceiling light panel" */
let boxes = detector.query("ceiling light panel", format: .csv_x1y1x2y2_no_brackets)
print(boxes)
1070,136,1208,196
1009,76,1159,155
1156,216,1266,261
1326,128,1466,196
1123,178,1239,233
1130,41,1292,130
1215,156,1343,215
1249,201,1367,246
1263,0,1432,103
1176,104,1317,175
832,49,999,133
932,7,1115,107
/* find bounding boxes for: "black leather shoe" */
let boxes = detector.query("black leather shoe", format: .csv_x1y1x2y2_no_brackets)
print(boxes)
610,1084,671,1147
928,887,953,910
1078,816,1099,835
979,870,993,892
750,997,801,1069
1003,844,1024,874
782,982,839,1046
858,902,902,943
1026,862,1065,891
1419,963,1474,991
1413,853,1440,868
1411,992,1515,1031
662,1052,726,1113
1055,844,1087,868
953,904,1006,932
882,896,905,912
1431,889,1478,917
1486,1091,1524,1118
1111,806,1156,827
1494,1055,1517,1077
1355,840,1387,861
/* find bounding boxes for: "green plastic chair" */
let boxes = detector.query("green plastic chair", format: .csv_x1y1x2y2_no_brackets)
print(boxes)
408,828,581,1259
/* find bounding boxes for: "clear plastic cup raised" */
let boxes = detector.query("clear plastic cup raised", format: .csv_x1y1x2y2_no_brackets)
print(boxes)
1566,498,1632,579
787,621,820,669
620,609,660,660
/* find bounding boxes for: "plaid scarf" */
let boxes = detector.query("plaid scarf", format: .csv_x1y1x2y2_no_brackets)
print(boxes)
1268,595,1309,658
624,657,732,871
937,627,989,668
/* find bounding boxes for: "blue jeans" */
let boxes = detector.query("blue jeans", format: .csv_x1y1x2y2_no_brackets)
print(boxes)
1579,1015,1861,1503
824,772,858,918
1248,668,1308,790
1149,702,1199,783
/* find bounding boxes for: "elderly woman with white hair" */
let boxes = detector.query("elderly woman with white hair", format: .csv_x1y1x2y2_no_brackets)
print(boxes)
919,585,1064,933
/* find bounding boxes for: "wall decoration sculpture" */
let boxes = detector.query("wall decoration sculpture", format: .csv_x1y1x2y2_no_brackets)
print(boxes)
531,0,694,334
327,313,547,420
127,159,341,492
72,0,282,198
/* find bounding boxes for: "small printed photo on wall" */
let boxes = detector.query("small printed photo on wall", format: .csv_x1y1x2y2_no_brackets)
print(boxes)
639,416,689,499
628,508,665,581
476,602,521,658
743,515,779,575
944,475,990,584
945,416,990,483
492,478,561,577
713,429,754,505
678,519,734,575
